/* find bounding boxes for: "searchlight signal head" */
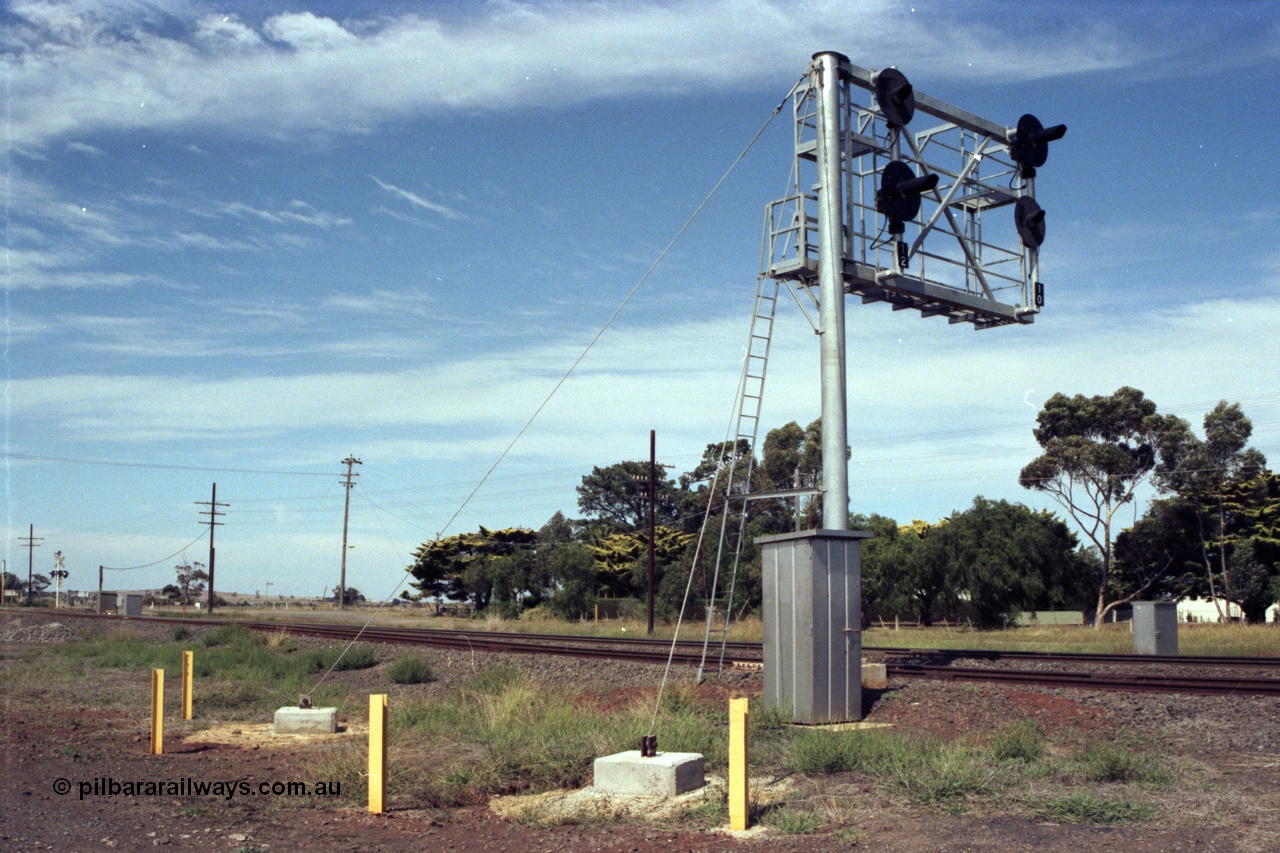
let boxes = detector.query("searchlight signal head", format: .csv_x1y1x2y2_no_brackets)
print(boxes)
874,68,916,128
1008,113,1067,178
877,160,939,234
1015,196,1046,249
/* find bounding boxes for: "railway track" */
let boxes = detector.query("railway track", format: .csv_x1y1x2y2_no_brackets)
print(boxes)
38,610,1280,698
885,663,1280,697
869,645,1280,669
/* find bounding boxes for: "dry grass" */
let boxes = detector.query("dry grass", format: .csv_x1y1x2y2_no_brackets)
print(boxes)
264,628,296,651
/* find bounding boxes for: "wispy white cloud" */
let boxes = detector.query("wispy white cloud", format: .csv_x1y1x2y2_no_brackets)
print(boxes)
66,140,104,155
14,290,1279,461
369,176,462,220
6,1,1170,150
5,164,355,290
215,200,351,228
320,288,439,319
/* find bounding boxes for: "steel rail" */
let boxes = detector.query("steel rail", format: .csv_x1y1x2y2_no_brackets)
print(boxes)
887,663,1280,698
869,645,1280,669
265,622,720,667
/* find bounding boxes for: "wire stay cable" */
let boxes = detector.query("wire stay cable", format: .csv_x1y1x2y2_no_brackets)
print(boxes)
309,78,800,701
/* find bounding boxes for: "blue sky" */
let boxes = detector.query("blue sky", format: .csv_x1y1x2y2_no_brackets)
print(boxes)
4,0,1279,599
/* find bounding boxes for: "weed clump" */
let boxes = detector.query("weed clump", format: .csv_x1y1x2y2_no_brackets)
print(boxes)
986,719,1044,763
791,730,998,804
309,643,377,672
388,656,435,684
1028,792,1154,824
762,805,823,834
201,625,259,648
1076,739,1171,786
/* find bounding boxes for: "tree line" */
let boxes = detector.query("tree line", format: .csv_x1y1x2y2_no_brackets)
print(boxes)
401,388,1280,627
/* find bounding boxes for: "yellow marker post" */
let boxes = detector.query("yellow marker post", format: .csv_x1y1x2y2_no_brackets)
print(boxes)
150,668,164,755
181,651,194,720
728,697,749,831
369,693,388,814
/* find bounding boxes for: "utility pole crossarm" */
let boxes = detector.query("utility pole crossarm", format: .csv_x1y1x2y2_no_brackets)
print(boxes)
196,483,230,613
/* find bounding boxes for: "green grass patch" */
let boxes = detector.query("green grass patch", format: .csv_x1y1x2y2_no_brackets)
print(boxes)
1028,792,1154,824
761,805,823,834
330,664,735,808
53,626,377,714
886,742,997,804
790,729,999,804
1074,739,1172,786
461,663,523,694
201,624,259,648
309,643,377,672
388,655,435,684
986,719,1045,763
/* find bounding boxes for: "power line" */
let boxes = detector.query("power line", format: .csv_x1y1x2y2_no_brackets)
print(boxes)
0,452,332,476
102,531,210,571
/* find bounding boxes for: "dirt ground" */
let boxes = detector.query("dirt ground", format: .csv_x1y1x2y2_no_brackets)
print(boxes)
2,612,1278,852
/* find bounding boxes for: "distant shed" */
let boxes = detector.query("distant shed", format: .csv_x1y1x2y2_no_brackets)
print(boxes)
1014,611,1084,627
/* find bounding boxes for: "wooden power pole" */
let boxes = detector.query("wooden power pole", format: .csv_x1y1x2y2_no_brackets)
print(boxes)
338,456,361,609
647,431,656,635
17,525,43,603
195,484,228,613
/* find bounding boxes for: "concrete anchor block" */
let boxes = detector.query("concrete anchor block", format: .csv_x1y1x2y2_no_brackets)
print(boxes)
861,662,888,690
593,750,705,797
274,707,338,735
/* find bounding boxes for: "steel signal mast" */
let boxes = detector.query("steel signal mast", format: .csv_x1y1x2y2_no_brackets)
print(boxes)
752,52,1065,724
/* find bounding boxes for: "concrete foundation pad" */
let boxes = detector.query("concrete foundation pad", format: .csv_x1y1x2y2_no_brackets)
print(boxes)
273,707,337,735
801,720,895,732
862,662,888,690
593,751,705,797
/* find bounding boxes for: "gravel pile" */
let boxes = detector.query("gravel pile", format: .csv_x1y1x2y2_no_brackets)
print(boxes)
0,621,76,643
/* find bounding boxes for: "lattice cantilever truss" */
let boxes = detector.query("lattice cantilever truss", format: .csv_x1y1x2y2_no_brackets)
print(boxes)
763,56,1047,329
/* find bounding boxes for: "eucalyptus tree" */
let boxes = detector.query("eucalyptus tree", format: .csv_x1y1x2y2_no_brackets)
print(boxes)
173,561,209,606
1019,387,1183,626
753,419,831,531
1156,401,1267,618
